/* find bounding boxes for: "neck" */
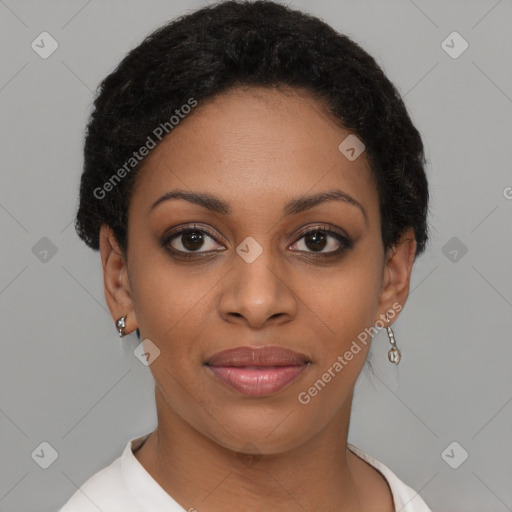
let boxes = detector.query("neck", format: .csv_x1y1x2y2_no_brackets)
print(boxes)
133,387,385,512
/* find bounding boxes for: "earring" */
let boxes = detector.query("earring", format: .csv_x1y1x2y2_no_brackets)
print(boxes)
385,312,401,365
115,315,127,337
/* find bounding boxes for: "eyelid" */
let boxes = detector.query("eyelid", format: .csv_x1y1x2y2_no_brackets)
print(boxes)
162,223,225,249
291,222,350,241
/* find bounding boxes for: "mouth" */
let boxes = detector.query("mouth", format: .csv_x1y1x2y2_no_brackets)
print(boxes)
204,345,311,397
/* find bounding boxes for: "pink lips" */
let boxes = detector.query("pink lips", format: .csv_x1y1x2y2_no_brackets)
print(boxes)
205,345,310,397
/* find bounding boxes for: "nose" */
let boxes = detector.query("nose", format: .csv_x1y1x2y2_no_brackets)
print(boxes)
218,248,298,329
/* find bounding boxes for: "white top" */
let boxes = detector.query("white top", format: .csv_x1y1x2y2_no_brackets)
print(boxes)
58,433,432,512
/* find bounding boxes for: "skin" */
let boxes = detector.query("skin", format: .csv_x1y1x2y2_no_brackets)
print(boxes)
99,85,416,512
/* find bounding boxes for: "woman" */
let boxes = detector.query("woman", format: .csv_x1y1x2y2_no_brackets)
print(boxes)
59,1,431,510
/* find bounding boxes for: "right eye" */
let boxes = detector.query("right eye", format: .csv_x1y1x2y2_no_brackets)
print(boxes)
162,224,225,258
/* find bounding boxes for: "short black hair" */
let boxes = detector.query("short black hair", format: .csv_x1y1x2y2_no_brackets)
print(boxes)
75,0,430,339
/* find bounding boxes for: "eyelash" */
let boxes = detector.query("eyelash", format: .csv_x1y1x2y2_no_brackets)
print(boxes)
161,223,353,261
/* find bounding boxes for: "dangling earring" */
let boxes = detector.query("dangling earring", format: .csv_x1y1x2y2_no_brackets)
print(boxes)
116,315,127,337
385,312,401,365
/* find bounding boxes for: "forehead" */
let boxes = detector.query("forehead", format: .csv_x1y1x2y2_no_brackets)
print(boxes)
129,86,378,222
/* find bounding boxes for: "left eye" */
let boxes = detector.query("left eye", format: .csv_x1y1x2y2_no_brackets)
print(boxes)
290,228,346,254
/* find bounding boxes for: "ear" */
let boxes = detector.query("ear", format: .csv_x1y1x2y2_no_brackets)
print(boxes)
375,227,417,324
99,224,137,335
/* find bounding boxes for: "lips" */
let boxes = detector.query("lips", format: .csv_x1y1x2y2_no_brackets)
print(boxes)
205,345,310,397
205,345,310,367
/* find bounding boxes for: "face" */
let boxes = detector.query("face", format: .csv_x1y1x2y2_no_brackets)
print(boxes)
100,86,415,455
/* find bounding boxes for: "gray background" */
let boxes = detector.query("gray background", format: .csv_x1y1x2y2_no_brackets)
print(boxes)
0,0,511,511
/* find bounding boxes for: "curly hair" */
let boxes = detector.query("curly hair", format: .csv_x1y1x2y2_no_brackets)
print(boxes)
75,0,429,262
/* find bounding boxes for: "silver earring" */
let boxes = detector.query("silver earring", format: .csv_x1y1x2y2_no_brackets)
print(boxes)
116,315,127,337
385,312,401,365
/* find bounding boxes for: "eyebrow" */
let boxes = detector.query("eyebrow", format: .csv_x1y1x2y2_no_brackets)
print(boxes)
149,188,367,224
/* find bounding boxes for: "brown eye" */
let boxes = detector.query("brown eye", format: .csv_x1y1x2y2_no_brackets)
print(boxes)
162,224,225,258
178,229,207,251
168,229,221,253
290,226,352,255
302,230,329,252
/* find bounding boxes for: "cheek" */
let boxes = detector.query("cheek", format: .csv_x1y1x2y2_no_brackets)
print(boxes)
296,266,381,413
298,261,382,399
306,260,382,342
129,253,218,368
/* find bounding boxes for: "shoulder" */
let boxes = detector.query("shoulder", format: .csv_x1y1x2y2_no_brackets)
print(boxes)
57,432,188,512
347,443,433,512
57,445,142,512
